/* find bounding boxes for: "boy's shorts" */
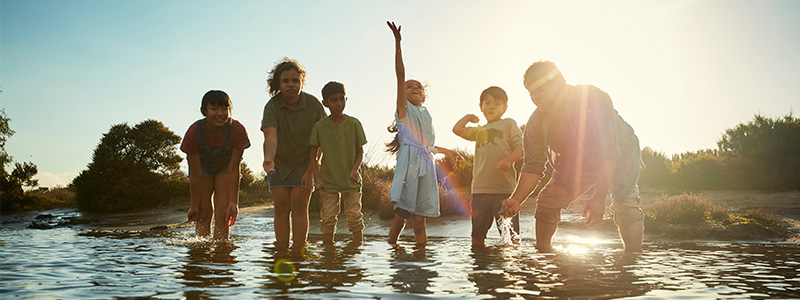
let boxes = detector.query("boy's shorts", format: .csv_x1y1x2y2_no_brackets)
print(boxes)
267,169,302,188
471,194,520,239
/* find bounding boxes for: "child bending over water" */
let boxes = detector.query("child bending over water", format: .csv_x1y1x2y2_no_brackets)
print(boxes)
181,90,251,239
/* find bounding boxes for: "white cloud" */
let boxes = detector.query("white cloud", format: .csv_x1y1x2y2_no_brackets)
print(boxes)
36,172,78,188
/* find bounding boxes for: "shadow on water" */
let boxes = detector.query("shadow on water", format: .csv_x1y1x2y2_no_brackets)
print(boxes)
1,214,799,299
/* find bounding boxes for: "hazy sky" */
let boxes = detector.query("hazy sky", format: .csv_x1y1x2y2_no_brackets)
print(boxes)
2,0,798,187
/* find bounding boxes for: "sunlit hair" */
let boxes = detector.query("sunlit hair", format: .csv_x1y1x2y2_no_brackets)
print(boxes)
321,81,346,101
200,90,231,116
267,57,307,96
523,60,565,91
479,86,508,105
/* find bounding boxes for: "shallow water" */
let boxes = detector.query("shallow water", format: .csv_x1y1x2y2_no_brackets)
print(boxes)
1,211,799,299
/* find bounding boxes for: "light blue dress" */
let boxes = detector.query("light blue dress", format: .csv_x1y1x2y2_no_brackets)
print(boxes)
390,101,440,218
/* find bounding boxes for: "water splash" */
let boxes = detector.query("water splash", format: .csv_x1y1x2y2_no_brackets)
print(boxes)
497,216,519,246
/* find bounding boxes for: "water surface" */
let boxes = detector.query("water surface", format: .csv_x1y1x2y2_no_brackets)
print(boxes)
1,210,798,299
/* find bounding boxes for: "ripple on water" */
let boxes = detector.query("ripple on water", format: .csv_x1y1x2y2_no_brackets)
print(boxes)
1,223,799,299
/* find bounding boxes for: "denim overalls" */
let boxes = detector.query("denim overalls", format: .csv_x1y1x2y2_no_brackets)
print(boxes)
195,119,233,177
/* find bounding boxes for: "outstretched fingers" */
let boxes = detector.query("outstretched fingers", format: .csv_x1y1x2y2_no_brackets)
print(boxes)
387,21,401,41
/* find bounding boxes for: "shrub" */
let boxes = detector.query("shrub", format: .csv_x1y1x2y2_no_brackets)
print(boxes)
361,164,394,219
735,209,787,228
644,193,727,226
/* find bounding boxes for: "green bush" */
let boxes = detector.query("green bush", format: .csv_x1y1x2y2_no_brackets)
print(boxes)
73,120,184,211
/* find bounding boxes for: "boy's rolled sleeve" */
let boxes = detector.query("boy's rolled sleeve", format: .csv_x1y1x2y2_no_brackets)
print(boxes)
520,112,548,177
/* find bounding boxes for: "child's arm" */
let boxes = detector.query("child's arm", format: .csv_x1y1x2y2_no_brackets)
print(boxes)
433,146,462,165
301,147,322,194
225,148,244,226
262,127,278,174
309,145,323,189
187,154,203,223
497,148,524,171
452,114,480,139
387,21,407,120
350,146,364,183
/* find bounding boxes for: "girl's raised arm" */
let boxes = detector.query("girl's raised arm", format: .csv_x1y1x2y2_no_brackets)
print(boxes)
387,21,406,120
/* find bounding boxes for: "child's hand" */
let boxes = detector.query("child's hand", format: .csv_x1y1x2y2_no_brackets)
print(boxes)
315,179,324,190
387,21,401,42
226,204,239,227
350,170,361,183
499,198,521,218
300,170,315,195
464,114,480,123
583,197,605,227
263,159,275,175
496,159,512,171
187,207,199,223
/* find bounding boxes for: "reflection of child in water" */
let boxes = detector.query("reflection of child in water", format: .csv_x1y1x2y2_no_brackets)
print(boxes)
180,90,251,239
385,21,459,246
453,86,523,246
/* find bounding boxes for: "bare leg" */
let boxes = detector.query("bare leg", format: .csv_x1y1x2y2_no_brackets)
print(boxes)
351,231,363,244
472,238,485,247
388,214,406,244
411,215,427,245
212,173,231,239
289,187,312,248
535,219,557,252
619,220,643,253
195,176,215,237
322,233,334,245
271,187,292,248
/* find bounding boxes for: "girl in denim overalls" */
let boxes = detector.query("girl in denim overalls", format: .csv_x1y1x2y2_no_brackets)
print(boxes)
180,90,251,239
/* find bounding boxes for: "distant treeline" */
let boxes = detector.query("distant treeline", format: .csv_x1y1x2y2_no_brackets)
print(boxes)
639,114,800,191
2,113,797,213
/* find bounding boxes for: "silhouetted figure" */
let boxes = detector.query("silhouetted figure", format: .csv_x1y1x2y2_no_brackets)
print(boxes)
501,61,645,252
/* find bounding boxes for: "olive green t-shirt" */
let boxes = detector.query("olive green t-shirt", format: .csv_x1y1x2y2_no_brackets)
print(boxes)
261,91,326,180
309,115,367,193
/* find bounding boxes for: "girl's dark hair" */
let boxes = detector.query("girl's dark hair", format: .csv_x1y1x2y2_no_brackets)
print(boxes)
200,90,231,116
385,121,400,154
267,57,307,96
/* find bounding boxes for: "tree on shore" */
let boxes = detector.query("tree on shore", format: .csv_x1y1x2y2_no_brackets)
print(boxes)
72,119,186,211
0,109,42,211
638,113,800,191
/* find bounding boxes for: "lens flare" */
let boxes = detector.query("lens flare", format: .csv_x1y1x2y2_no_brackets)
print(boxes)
302,243,320,261
274,259,295,282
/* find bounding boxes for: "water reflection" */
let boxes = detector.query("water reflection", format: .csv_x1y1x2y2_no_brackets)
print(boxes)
389,244,438,294
1,217,799,299
179,241,240,299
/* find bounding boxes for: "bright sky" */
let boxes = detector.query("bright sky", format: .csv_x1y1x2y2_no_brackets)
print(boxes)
2,0,798,188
